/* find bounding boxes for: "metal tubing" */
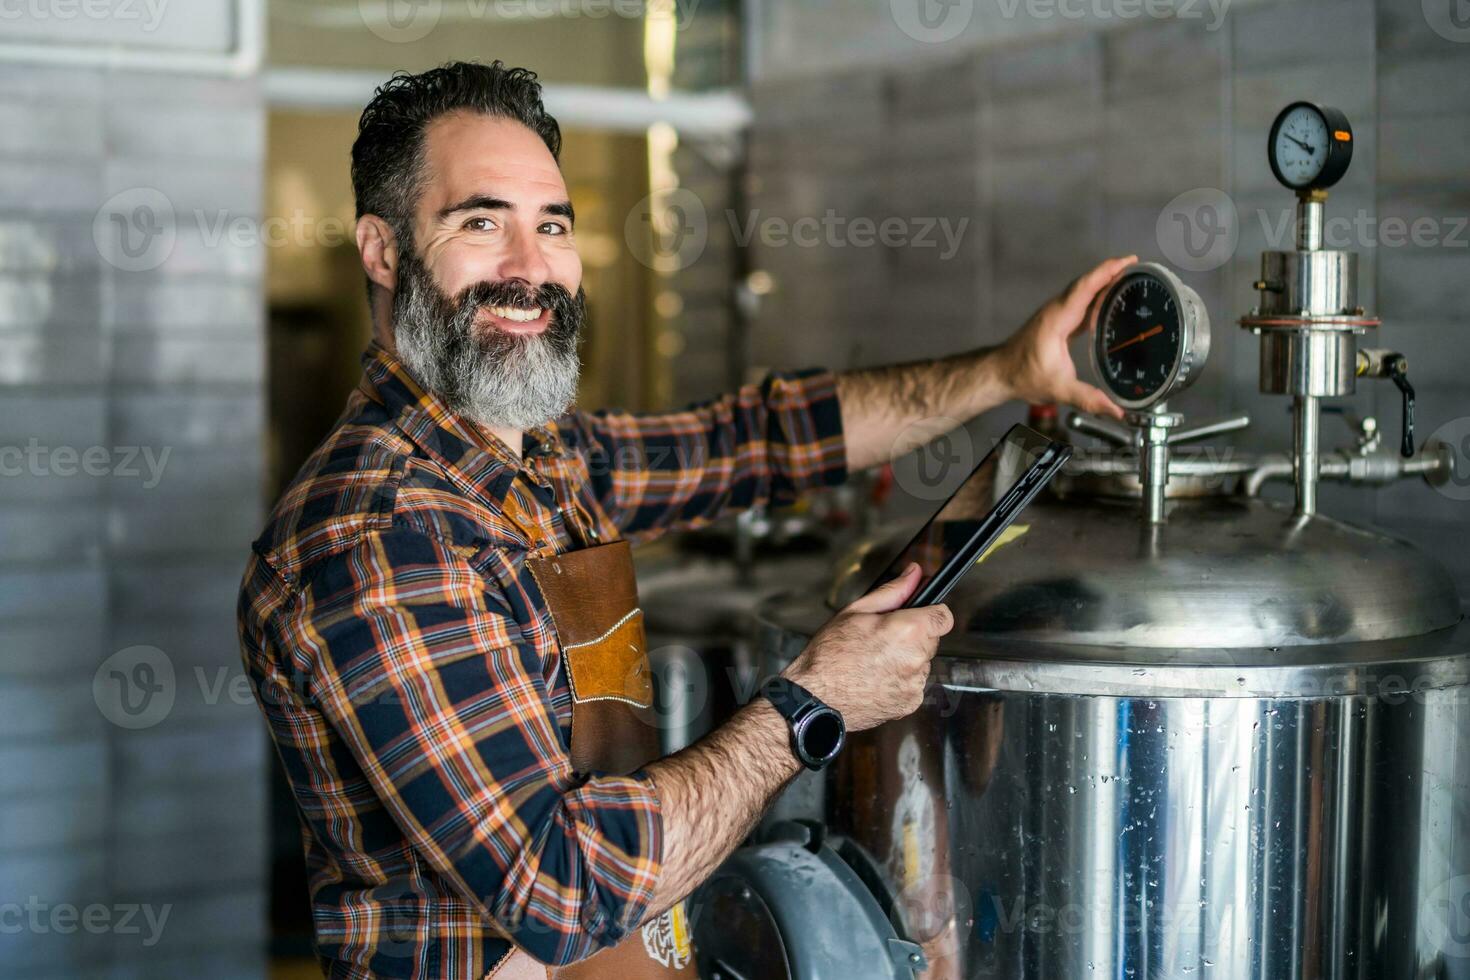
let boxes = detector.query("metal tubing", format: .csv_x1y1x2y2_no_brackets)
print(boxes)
1294,395,1321,516
1297,197,1325,252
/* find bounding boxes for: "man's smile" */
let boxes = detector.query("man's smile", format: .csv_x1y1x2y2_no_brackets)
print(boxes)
478,304,550,335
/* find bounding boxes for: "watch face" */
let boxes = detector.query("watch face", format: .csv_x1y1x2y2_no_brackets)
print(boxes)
798,709,845,765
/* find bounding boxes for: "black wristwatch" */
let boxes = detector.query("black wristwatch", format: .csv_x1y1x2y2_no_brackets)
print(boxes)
760,677,846,772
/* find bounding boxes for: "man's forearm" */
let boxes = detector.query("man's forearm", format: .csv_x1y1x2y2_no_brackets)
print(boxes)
643,697,800,914
834,346,1013,472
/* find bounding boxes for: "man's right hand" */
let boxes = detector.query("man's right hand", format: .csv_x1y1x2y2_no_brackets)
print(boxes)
783,562,954,732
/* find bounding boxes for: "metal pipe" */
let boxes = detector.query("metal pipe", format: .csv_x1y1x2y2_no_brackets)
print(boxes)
1294,394,1321,516
1244,449,1449,496
1296,197,1325,252
1171,413,1252,445
1066,412,1134,447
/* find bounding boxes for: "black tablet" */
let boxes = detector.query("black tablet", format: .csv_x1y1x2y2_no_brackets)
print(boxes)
868,423,1072,608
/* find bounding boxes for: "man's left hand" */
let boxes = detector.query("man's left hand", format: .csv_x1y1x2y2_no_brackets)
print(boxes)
994,254,1137,421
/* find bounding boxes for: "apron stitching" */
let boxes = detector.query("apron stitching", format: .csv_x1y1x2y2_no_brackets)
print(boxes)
562,607,643,652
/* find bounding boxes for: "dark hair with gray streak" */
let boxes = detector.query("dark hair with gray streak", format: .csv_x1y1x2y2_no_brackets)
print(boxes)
350,61,562,280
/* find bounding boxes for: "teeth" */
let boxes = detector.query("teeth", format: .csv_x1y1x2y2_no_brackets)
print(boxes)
487,305,542,323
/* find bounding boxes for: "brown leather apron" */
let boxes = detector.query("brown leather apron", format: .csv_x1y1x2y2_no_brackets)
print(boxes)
488,479,698,980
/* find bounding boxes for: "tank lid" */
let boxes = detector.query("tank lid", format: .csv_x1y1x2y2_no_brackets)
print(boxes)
827,498,1462,650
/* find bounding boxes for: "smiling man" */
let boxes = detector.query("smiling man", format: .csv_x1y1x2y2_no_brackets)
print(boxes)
237,61,1131,979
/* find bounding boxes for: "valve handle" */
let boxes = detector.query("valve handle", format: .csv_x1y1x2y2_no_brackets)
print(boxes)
1385,354,1415,458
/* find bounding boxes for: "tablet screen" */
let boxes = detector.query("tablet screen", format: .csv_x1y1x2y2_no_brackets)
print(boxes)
865,424,1060,598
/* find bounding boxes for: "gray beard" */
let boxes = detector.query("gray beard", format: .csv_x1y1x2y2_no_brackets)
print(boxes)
391,255,583,431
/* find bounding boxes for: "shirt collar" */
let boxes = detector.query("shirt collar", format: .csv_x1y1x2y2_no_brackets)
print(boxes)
358,343,573,491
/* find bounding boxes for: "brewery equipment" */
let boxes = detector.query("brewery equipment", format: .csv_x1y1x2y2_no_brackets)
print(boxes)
693,104,1467,979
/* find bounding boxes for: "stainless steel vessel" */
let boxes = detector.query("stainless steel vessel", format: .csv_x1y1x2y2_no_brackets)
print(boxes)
756,495,1469,978
700,102,1468,980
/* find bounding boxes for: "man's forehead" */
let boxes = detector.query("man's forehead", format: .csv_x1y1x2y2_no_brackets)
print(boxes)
421,111,566,208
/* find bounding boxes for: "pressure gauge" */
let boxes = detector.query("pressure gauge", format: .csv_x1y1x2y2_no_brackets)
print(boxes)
1267,102,1353,192
1088,262,1211,411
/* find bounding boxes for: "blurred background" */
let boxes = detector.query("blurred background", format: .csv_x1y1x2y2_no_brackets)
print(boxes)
1,0,1466,976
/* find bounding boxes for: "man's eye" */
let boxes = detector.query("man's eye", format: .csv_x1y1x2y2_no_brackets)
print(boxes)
540,222,568,236
464,217,494,232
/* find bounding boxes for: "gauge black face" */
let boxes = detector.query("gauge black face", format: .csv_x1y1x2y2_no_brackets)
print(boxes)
1096,272,1184,404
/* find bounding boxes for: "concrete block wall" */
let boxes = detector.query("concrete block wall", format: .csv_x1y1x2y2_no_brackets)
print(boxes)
745,0,1470,585
0,15,268,980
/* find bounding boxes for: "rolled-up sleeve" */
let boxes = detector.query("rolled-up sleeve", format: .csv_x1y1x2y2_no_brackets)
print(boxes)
567,367,848,539
283,527,661,966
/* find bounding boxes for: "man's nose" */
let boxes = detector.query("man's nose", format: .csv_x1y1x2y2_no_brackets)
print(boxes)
495,227,552,287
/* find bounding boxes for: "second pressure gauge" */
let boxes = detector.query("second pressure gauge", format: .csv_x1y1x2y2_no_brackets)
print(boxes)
1268,101,1353,192
1088,262,1211,411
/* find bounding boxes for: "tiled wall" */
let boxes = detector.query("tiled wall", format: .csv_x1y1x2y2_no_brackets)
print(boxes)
0,24,267,980
745,0,1470,587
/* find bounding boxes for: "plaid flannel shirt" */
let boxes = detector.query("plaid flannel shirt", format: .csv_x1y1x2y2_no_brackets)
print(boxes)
237,343,847,977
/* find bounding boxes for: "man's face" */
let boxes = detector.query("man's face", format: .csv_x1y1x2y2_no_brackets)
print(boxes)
390,112,586,431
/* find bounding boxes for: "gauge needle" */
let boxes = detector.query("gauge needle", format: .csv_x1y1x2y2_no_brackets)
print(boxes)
1108,324,1163,355
1286,134,1315,154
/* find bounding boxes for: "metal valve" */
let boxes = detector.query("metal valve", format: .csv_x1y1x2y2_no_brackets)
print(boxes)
1066,410,1252,524
1357,349,1415,458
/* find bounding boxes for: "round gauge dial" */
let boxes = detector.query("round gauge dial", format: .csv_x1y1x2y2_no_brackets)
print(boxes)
1088,263,1210,411
1267,102,1353,192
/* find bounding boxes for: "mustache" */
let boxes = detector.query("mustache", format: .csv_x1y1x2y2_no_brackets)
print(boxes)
455,279,576,314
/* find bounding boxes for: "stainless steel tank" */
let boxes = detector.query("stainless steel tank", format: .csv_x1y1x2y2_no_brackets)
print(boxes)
756,494,1470,979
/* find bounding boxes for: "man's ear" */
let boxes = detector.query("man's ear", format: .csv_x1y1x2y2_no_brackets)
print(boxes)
356,214,398,295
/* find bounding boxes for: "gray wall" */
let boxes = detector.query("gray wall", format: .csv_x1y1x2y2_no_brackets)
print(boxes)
744,0,1470,587
0,9,268,980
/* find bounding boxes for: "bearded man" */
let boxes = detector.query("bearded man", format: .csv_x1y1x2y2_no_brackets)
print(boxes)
238,61,1131,979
